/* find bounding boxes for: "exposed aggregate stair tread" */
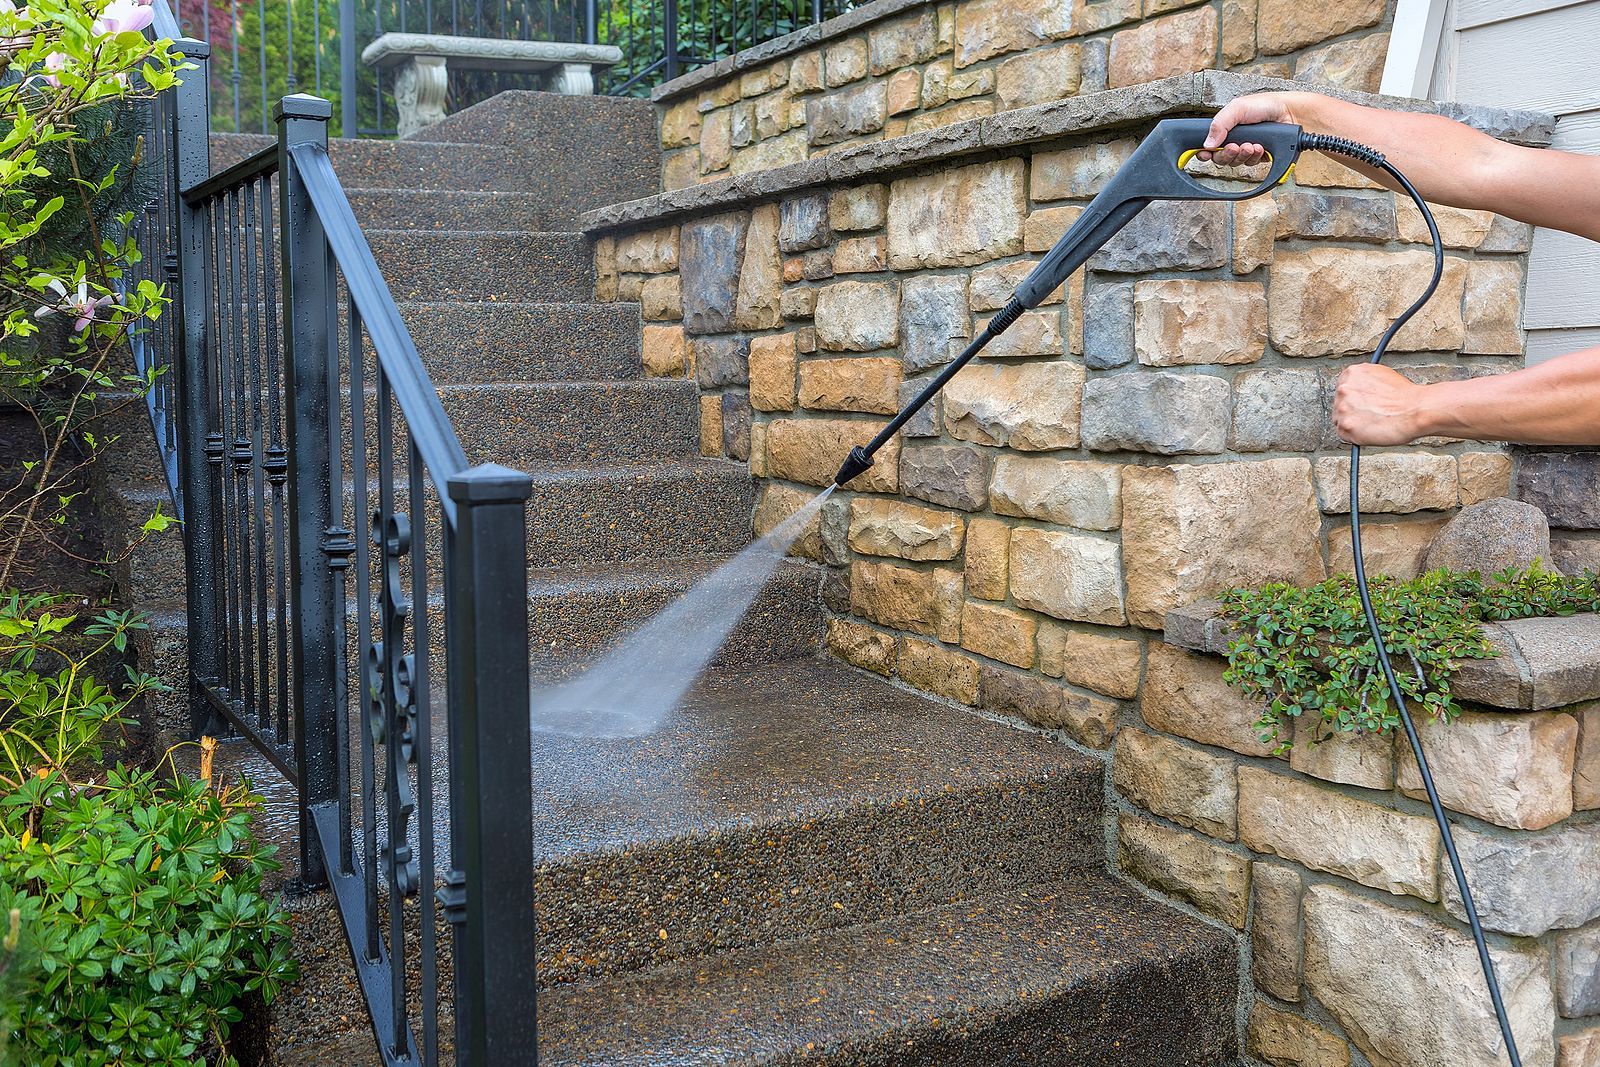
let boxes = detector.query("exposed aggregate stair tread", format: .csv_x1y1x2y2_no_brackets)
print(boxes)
395,301,643,384
208,132,542,192
341,187,549,231
360,229,592,303
537,874,1239,1067
435,379,700,467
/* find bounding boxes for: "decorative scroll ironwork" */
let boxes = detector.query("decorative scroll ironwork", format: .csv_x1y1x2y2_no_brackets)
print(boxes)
368,511,420,899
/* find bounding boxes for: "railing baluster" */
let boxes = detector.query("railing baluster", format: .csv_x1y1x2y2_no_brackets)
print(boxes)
262,172,292,746
351,301,381,961
409,440,438,1066
229,188,259,726
243,181,273,739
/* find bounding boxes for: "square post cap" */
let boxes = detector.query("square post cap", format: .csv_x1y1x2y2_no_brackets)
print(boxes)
273,94,334,122
448,462,535,504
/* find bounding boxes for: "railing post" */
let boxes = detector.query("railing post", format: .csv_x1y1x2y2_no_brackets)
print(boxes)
277,93,340,889
339,0,357,137
445,463,538,1066
171,37,223,738
585,0,597,44
664,0,679,81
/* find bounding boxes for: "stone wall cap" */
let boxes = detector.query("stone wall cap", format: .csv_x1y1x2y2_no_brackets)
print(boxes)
361,31,622,71
584,71,1553,234
650,0,932,104
1163,600,1600,712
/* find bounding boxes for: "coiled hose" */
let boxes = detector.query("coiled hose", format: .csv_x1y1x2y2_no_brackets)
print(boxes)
1301,131,1523,1067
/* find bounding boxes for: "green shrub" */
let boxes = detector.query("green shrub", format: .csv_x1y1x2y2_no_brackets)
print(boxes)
1218,564,1600,752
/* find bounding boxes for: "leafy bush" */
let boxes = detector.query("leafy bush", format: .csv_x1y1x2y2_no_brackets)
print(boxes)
0,594,295,1065
1218,564,1600,752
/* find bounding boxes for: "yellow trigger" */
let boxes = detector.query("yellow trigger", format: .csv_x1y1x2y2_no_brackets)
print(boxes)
1176,148,1200,171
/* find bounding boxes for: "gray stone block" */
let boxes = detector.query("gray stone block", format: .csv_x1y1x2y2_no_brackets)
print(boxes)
806,82,888,147
1424,497,1551,576
901,274,971,372
1083,279,1134,370
1556,922,1600,1018
1230,369,1322,453
898,378,941,437
901,444,989,512
1090,200,1228,273
1080,372,1230,455
1516,450,1600,530
1276,189,1395,243
722,391,751,460
779,192,830,253
681,211,748,334
694,335,750,389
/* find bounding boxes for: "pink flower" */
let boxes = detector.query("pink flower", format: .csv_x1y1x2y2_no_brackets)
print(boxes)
93,0,154,35
40,51,68,88
36,279,116,332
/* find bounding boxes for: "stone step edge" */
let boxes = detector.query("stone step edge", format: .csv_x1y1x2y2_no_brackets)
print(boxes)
1163,599,1600,712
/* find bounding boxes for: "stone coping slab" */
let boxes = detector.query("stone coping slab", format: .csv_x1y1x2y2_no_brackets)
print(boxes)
650,0,930,103
582,71,1553,234
1164,599,1600,712
361,31,621,71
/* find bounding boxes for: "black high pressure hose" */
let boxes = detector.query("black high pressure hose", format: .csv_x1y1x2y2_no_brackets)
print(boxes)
1299,132,1523,1066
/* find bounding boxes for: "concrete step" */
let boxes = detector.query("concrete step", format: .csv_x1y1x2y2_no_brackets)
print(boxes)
436,379,699,467
344,188,548,232
398,301,643,384
538,873,1239,1066
207,133,544,192
364,230,592,303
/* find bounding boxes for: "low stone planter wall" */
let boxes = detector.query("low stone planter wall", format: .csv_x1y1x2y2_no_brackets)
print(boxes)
650,0,1405,191
1156,601,1600,1067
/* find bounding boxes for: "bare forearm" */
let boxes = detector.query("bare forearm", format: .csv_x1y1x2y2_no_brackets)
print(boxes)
1415,349,1600,445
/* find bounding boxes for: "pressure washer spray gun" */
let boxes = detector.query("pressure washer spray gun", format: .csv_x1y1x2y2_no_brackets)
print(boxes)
831,116,1526,1066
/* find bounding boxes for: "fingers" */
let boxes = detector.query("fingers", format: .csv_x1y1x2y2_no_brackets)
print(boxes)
1194,143,1268,167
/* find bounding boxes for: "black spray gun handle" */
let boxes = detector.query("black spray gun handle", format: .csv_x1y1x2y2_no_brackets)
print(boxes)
833,118,1302,488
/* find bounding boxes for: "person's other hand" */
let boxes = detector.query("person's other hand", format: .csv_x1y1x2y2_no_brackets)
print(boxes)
1333,364,1427,445
1200,92,1300,166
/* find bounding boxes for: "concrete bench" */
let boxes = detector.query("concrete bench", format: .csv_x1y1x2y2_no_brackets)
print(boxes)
362,32,624,137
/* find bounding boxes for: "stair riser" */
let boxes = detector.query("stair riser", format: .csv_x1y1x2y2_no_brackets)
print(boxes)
364,232,592,303
207,134,542,192
439,381,701,467
534,773,1106,988
345,190,547,232
396,303,644,384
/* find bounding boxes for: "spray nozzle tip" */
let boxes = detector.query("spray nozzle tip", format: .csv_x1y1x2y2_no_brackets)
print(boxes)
833,446,875,488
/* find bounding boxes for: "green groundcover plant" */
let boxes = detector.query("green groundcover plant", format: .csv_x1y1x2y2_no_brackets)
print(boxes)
0,593,295,1066
1218,563,1600,753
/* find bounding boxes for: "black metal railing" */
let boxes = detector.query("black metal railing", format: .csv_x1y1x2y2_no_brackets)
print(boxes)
136,7,539,1063
158,0,857,136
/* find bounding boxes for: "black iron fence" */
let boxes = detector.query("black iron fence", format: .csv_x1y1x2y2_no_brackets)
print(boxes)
138,5,539,1062
160,0,856,136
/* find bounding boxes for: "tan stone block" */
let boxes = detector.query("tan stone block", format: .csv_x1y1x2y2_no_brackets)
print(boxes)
990,456,1121,530
887,160,1025,269
739,69,772,99
1239,766,1440,900
960,601,1037,668
753,482,825,560
1258,0,1383,54
849,498,965,561
952,0,1073,67
827,617,896,676
615,226,680,273
1463,259,1525,355
1009,527,1125,625
1562,1031,1600,1067
593,234,618,300
1133,279,1267,366
748,334,797,411
756,90,797,139
868,8,938,75
790,51,823,94
1233,195,1278,274
1142,643,1275,757
974,310,1062,358
1032,139,1136,201
825,37,868,86
832,235,887,274
660,99,702,148
1123,460,1324,629
1327,516,1448,580
641,324,687,378
943,361,1084,451
1025,205,1084,252
1221,0,1257,65
948,66,994,100
1108,6,1217,88
749,421,767,477
699,394,722,456
781,286,816,321
640,274,682,321
920,58,953,108
616,273,644,302
1465,454,1510,508
830,184,888,232
971,260,1059,311
1039,627,1142,699
1291,149,1383,190
851,559,945,636
897,637,980,704
798,357,901,415
1396,199,1495,249
933,566,964,643
1247,1002,1351,1067
905,98,994,134
1118,814,1250,928
700,109,732,173
1576,703,1600,811
795,325,817,354
995,43,1082,110
1294,32,1388,93
1395,708,1578,831
1304,884,1557,1067
1269,249,1467,357
1114,731,1237,839
736,202,784,330
814,280,899,352
887,68,921,115
765,417,899,492
964,517,1010,601
1290,718,1395,790
730,130,808,175
1313,453,1458,514
1252,864,1305,1003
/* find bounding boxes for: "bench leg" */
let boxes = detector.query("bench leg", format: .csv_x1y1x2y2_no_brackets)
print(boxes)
550,62,596,95
394,55,449,137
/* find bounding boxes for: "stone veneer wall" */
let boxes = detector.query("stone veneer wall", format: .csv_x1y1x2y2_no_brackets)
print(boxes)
652,0,1398,191
581,71,1561,1065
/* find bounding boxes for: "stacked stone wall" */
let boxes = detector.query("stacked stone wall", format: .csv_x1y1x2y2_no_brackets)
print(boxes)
652,0,1398,191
